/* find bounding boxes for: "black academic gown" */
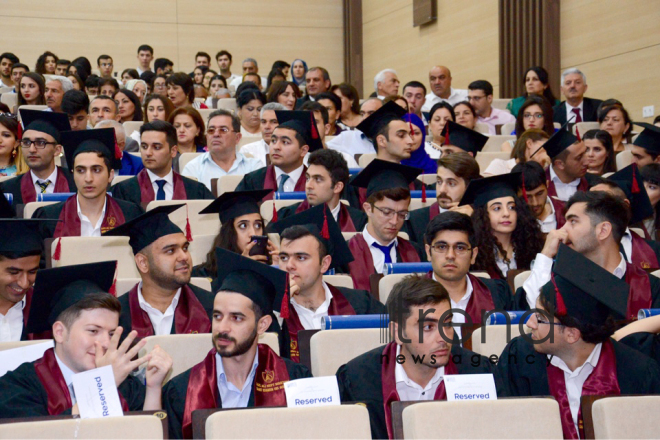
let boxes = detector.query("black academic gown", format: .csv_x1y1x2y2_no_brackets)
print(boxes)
336,344,498,440
279,286,387,359
276,201,368,232
403,205,436,245
110,174,214,205
552,97,603,125
497,335,660,398
476,277,517,312
234,166,270,192
0,360,146,419
620,332,660,366
0,167,77,207
162,355,311,439
191,264,212,279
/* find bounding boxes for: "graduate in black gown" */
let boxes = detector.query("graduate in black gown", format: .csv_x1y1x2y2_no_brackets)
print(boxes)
161,248,311,439
336,275,498,440
102,205,214,340
0,261,173,418
498,244,660,439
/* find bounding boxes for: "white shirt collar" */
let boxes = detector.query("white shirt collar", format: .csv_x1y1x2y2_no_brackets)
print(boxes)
330,202,342,221
137,282,182,315
362,225,398,248
146,168,174,186
549,342,602,375
54,352,76,388
76,195,107,231
31,167,58,186
394,344,445,389
565,100,584,115
549,164,581,187
613,252,628,279
290,281,334,330
274,164,304,184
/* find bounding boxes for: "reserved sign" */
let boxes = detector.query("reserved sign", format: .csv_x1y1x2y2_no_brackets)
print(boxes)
72,365,124,418
284,376,341,407
444,374,497,401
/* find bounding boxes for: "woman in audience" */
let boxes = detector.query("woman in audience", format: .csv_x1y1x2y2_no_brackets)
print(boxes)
68,61,89,84
168,106,206,154
383,95,409,111
71,56,92,78
203,69,217,89
125,79,148,103
332,83,362,129
267,80,301,111
143,95,175,124
454,101,477,130
505,66,559,117
121,68,140,83
113,89,143,123
0,114,27,177
17,72,46,108
598,102,632,153
583,129,616,175
35,51,58,75
237,89,266,136
425,102,455,159
401,113,436,174
483,129,550,176
67,73,84,91
205,75,231,107
192,65,208,86
151,74,168,97
641,163,660,241
266,69,286,94
166,72,208,109
290,58,308,87
502,95,555,152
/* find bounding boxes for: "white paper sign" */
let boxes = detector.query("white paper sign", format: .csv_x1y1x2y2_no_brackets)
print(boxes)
284,376,341,408
71,365,124,419
0,341,54,377
444,374,497,401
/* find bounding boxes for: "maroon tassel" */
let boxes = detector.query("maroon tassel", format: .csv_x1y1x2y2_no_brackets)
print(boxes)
521,173,529,203
113,132,123,159
421,183,427,203
551,273,567,317
632,164,641,194
280,273,290,319
108,262,118,296
53,237,62,261
17,120,22,140
443,123,450,145
185,204,194,242
321,204,330,239
575,125,581,142
310,113,319,139
272,203,278,222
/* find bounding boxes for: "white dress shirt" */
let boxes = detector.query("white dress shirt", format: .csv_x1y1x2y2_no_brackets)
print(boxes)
327,130,376,155
549,165,582,202
215,348,259,408
229,76,268,91
239,139,269,164
548,343,602,434
539,197,557,233
77,196,107,237
565,101,585,124
274,164,304,193
432,273,473,339
54,352,77,405
330,202,341,222
181,152,264,191
31,168,59,195
137,282,182,336
620,228,634,264
394,344,445,401
496,250,517,277
478,107,517,135
291,282,333,329
0,298,26,342
146,168,174,201
362,227,398,274
421,88,469,112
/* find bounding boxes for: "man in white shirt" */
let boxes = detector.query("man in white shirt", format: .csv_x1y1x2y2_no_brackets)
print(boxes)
374,69,400,99
228,58,267,91
326,98,382,156
468,80,515,134
402,81,428,124
421,66,468,112
542,125,589,203
136,44,154,76
183,110,264,190
0,53,18,89
44,76,73,113
239,102,286,164
215,50,240,85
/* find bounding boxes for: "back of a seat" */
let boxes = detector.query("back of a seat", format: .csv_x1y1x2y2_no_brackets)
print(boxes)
23,201,57,219
470,324,527,358
216,174,244,196
475,122,490,134
261,199,300,222
51,236,138,278
358,153,377,168
573,121,600,136
592,395,660,439
491,99,511,111
146,200,218,237
178,152,202,174
310,329,382,377
197,109,214,127
482,135,515,153
122,121,144,137
111,175,134,186
205,405,371,439
476,151,511,170
616,150,632,171
402,399,563,439
514,270,531,291
238,135,262,148
0,415,163,439
409,198,435,211
0,340,47,351
188,234,216,267
379,274,409,305
323,274,354,289
0,92,17,110
216,98,237,112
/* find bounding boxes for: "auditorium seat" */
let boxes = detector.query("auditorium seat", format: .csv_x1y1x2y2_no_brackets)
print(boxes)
216,98,237,112
111,175,134,186
260,199,301,222
188,233,216,266
475,122,491,134
419,173,437,185
215,174,244,196
616,150,632,171
205,404,372,439
197,108,214,126
0,92,17,110
122,121,144,138
23,201,57,219
514,270,531,290
573,121,600,136
310,328,382,377
238,136,262,148
342,231,357,241
500,122,516,136
0,175,13,183
401,399,563,439
475,152,511,171
482,135,516,152
591,395,660,439
651,269,660,278
146,200,218,237
17,105,48,120
470,324,527,359
491,99,512,111
114,277,212,297
0,86,12,94
0,415,163,439
358,153,377,168
0,340,47,351
409,198,436,210
323,274,354,289
178,152,202,173
51,236,138,277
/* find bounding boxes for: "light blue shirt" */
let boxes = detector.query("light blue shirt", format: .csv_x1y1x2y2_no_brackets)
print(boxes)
181,152,264,191
215,349,259,408
54,352,77,405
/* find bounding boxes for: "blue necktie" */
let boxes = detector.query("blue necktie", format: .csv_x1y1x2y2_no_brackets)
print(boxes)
278,174,290,192
156,180,167,200
371,242,395,264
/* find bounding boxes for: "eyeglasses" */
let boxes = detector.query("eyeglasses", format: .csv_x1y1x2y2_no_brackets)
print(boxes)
468,95,485,102
20,139,57,149
523,113,544,120
207,127,234,135
534,314,565,326
430,242,472,255
372,205,410,221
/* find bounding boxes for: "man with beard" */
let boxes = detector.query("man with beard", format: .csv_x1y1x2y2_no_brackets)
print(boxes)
162,248,311,439
103,205,214,339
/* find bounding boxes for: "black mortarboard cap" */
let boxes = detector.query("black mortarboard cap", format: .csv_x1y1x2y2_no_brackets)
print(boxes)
26,261,117,334
275,110,323,152
540,244,628,325
355,100,407,140
212,248,288,316
440,120,488,155
269,203,354,269
633,122,660,155
102,204,185,253
199,189,272,224
350,159,421,198
541,121,580,159
20,109,71,144
459,172,521,207
606,163,653,224
0,219,59,257
62,128,122,171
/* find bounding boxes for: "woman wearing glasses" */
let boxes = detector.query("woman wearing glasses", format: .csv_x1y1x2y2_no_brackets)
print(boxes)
502,95,555,152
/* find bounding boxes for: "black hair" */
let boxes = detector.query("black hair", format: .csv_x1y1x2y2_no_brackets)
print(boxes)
511,161,546,191
10,62,28,73
71,57,92,80
331,83,360,115
97,54,112,66
307,149,349,188
154,58,174,72
272,60,290,71
453,100,476,117
208,109,241,133
237,89,266,109
113,89,143,122
215,50,232,62
235,81,260,97
468,80,494,96
56,292,121,330
597,103,633,140
515,95,555,137
641,163,660,187
209,75,227,89
386,275,450,322
85,74,100,89
166,72,195,104
424,211,476,247
582,129,616,174
61,90,90,116
315,92,342,113
121,68,140,80
140,120,177,148
56,59,70,66
35,51,58,75
402,80,427,95
267,81,302,104
565,191,630,243
429,101,455,121
90,94,118,113
140,71,156,84
301,101,329,125
98,77,120,91
195,52,211,63
538,294,617,344
138,45,154,55
266,69,285,91
523,66,557,104
280,225,328,261
0,52,19,65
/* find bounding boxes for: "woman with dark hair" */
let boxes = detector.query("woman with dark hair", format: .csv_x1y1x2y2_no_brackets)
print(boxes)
0,114,27,176
290,59,308,87
71,57,92,78
425,102,456,159
67,73,84,91
502,96,555,152
383,95,409,112
583,129,616,175
641,163,660,241
454,101,477,130
266,69,286,94
66,62,89,84
205,75,230,107
143,94,175,123
168,106,206,153
400,113,436,174
113,89,143,123
598,102,632,153
236,89,266,135
483,129,550,177
331,83,361,129
506,66,560,117
121,68,140,83
166,72,208,109
192,65,208,86
203,69,217,89
268,81,301,111
151,74,168,97
35,51,58,75
17,72,46,108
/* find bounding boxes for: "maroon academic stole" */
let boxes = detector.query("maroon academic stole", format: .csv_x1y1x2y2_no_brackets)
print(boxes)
19,168,71,204
262,165,307,201
546,339,620,439
127,284,211,338
380,342,457,440
22,288,34,340
428,202,440,222
53,195,126,237
181,344,290,438
545,167,589,228
624,262,653,320
295,201,357,232
34,348,129,415
136,169,188,208
425,271,496,325
285,284,356,362
630,230,660,270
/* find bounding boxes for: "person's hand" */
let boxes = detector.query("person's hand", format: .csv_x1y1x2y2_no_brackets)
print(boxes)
450,204,474,217
95,327,149,386
289,276,301,297
145,345,173,389
242,240,268,263
267,239,280,265
541,228,568,259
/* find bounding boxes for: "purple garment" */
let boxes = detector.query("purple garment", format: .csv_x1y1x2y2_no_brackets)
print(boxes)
401,113,437,174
